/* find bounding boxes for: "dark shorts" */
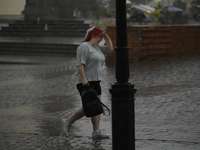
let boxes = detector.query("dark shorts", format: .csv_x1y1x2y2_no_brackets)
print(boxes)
76,81,101,96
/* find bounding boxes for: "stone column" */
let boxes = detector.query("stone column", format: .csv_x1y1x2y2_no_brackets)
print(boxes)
25,0,73,21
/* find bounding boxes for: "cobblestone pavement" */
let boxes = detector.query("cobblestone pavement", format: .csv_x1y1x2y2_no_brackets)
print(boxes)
0,53,200,150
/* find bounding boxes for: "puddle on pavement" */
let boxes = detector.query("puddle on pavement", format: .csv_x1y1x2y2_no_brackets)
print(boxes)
0,105,41,134
38,95,76,113
0,103,64,136
0,76,37,86
34,95,79,136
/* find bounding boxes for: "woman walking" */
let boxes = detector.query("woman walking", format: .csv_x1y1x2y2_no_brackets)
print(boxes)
62,27,113,139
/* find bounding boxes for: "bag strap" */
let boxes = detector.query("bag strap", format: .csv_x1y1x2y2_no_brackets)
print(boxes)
100,101,110,116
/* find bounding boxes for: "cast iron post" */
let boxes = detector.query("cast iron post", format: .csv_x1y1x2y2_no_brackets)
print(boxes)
109,0,136,149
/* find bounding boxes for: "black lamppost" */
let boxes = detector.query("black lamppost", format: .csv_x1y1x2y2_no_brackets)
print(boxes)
109,0,136,150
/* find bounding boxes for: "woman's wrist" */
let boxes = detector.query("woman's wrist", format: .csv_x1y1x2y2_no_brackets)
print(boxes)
82,79,88,86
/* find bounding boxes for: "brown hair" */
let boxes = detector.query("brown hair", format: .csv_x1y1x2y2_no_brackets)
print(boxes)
83,27,103,43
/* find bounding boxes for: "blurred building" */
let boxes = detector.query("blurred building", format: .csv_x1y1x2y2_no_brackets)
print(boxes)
128,4,156,22
0,0,25,22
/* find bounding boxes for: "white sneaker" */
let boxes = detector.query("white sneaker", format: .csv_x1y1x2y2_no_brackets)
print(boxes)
92,130,110,139
62,119,71,136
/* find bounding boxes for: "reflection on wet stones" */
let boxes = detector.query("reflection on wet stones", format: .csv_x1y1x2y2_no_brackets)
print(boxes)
0,53,200,149
39,95,75,113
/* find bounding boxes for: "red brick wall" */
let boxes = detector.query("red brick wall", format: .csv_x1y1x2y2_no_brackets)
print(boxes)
105,26,200,63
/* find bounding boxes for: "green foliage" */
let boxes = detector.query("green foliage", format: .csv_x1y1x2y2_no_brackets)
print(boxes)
152,2,171,24
152,9,161,20
93,9,107,20
172,0,190,24
152,1,189,24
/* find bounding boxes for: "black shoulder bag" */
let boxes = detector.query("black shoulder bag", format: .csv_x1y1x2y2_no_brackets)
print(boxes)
81,85,110,118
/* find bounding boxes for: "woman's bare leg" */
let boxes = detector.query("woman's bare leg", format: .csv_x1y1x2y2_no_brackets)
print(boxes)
68,108,85,124
91,95,101,131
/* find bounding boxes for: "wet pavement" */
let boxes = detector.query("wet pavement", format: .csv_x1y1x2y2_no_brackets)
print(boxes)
0,52,200,150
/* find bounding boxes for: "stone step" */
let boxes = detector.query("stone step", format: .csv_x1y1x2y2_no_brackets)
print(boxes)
8,23,90,28
7,24,89,29
9,20,90,28
0,48,76,56
0,20,90,37
0,42,78,56
14,20,87,24
1,27,87,32
0,31,85,37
